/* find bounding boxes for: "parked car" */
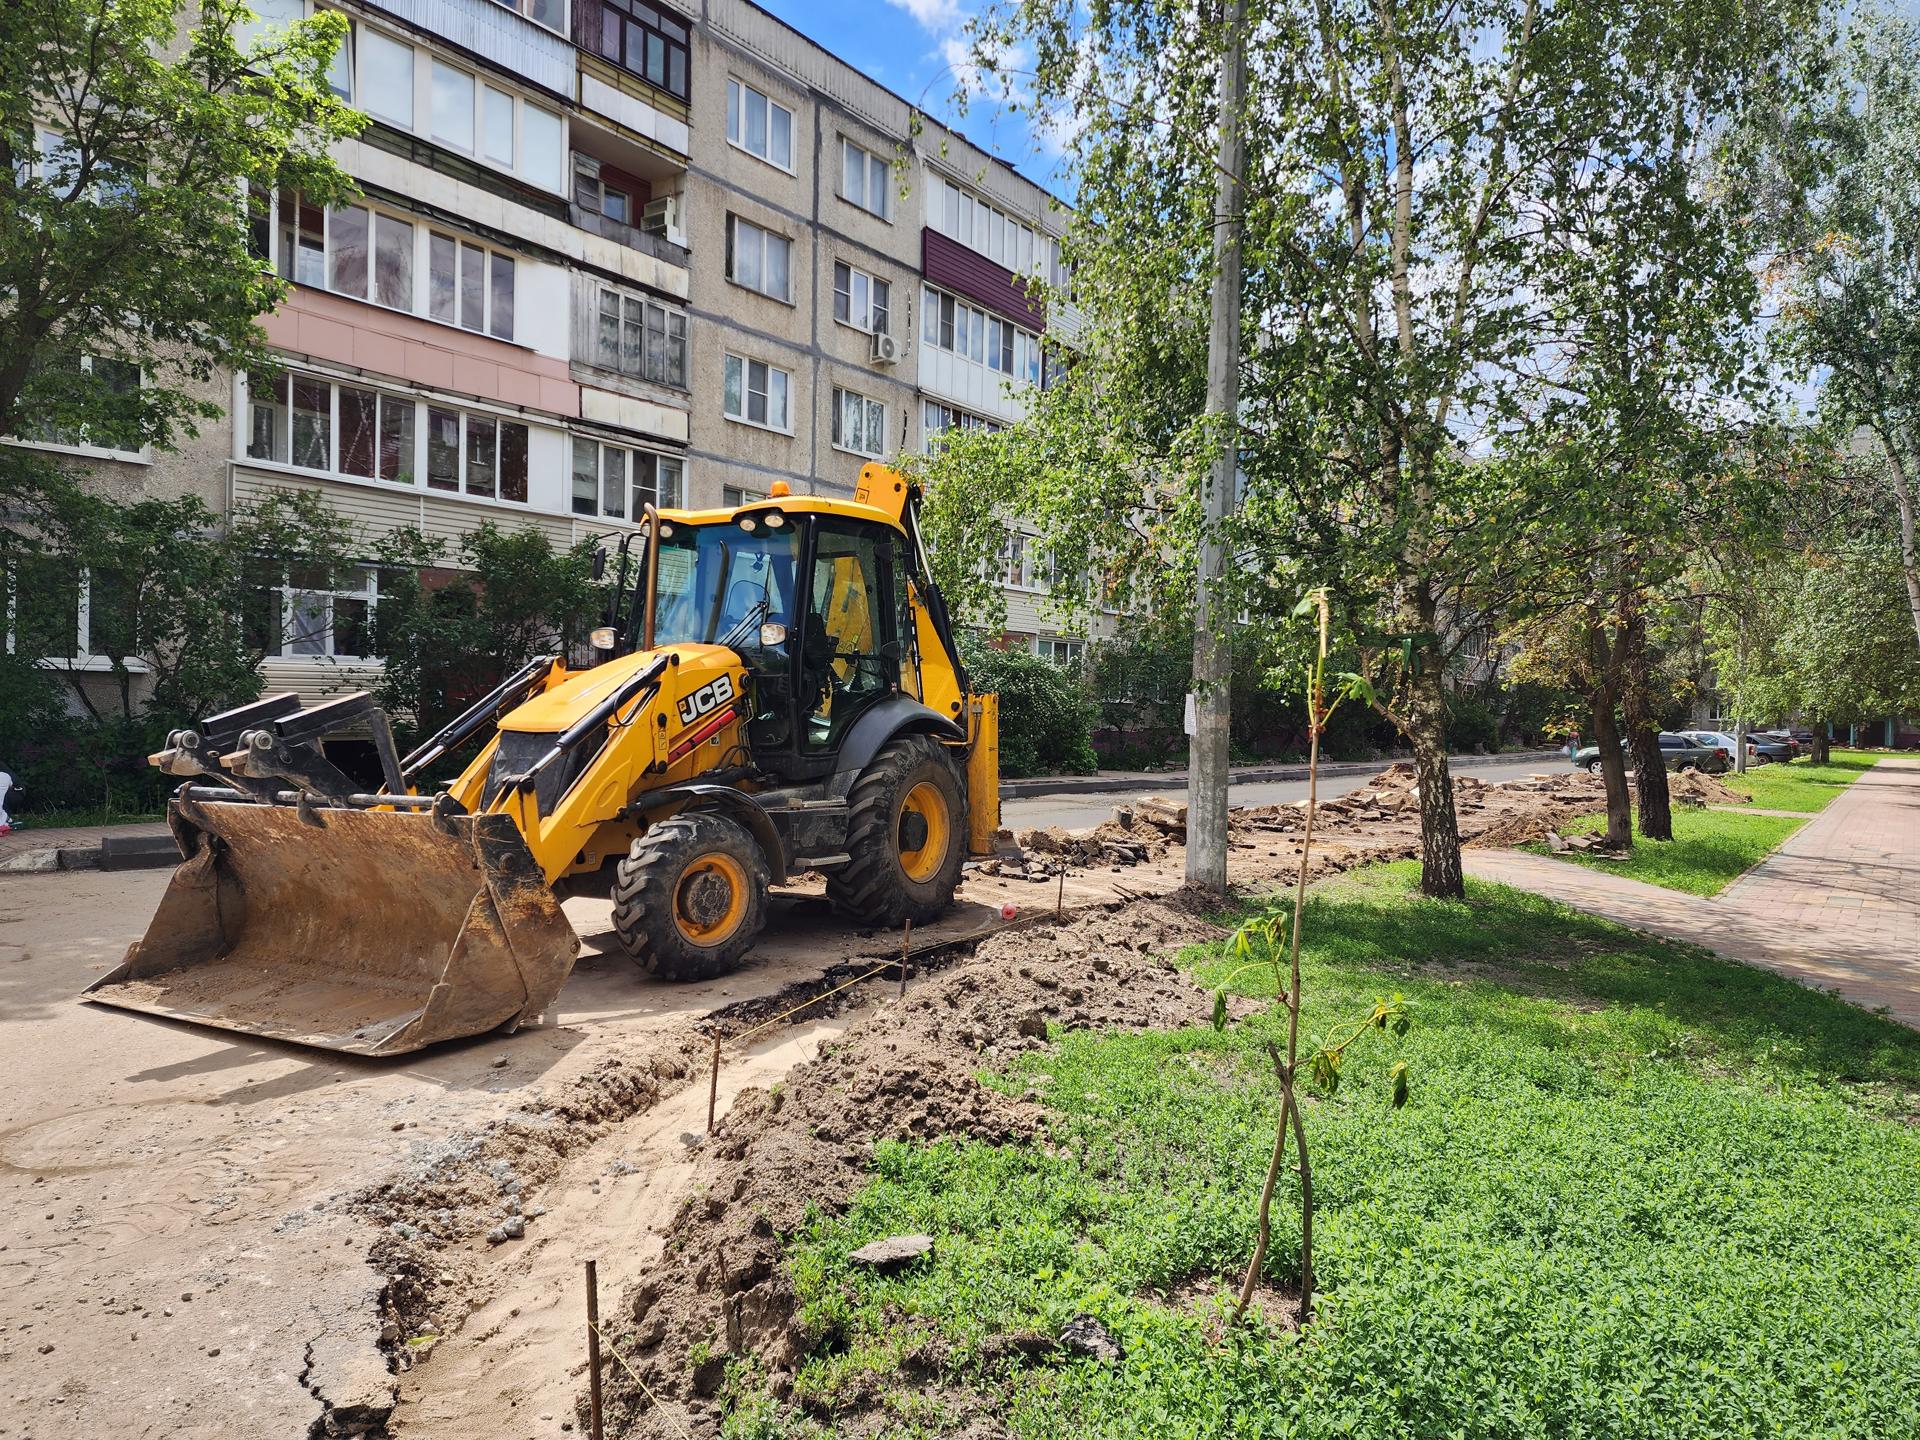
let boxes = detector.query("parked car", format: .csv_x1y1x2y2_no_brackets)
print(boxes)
1571,732,1730,775
1685,730,1792,764
1755,729,1805,759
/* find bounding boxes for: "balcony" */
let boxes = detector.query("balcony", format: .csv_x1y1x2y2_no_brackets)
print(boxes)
361,0,573,98
569,202,689,268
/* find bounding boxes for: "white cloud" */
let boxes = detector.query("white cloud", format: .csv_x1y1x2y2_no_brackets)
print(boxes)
886,0,966,31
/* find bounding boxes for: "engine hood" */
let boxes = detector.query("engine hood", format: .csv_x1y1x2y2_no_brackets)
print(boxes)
498,644,740,733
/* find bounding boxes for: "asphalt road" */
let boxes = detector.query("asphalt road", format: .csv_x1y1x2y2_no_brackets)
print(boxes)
1002,754,1574,831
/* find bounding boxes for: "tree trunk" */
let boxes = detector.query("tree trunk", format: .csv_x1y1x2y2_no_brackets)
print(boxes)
1620,612,1672,842
1809,725,1830,766
1406,660,1464,899
1588,688,1633,850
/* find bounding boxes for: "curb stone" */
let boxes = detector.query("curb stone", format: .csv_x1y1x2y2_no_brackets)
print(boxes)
1001,748,1566,798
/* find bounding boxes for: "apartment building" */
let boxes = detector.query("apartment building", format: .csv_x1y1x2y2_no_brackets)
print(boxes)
6,0,1097,716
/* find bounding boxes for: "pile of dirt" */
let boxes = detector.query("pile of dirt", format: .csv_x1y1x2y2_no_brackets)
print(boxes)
1668,769,1749,805
979,817,1166,880
349,1037,710,1355
589,893,1231,1437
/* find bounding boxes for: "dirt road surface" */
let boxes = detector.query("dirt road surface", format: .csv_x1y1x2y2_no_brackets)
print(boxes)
0,852,1162,1439
0,764,1604,1437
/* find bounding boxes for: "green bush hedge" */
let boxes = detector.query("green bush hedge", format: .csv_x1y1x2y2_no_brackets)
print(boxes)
962,638,1099,778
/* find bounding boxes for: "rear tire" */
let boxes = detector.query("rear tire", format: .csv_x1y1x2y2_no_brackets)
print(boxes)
611,812,769,981
827,735,966,929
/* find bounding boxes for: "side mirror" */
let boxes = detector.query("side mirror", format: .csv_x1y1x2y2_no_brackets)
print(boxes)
592,546,607,581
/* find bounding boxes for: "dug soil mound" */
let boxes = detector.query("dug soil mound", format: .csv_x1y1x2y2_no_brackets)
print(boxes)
589,893,1231,1437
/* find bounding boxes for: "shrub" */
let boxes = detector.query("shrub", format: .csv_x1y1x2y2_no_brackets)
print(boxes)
1443,688,1501,753
962,638,1099,778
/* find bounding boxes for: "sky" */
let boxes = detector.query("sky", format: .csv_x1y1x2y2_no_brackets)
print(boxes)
746,0,1073,198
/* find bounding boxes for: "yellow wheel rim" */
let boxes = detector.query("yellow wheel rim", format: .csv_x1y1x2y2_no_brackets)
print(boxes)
674,853,749,946
898,781,952,884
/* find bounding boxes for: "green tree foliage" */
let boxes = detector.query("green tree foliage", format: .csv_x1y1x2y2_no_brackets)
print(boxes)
933,0,1816,897
1758,5,1920,658
373,525,607,743
0,0,362,455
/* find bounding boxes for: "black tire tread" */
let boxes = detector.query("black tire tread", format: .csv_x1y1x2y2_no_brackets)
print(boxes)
611,811,769,982
825,734,967,928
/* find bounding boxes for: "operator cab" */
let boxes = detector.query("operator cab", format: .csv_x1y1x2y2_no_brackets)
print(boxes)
638,500,919,781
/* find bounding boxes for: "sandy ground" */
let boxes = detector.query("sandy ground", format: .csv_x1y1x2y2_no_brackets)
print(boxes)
0,855,1164,1439
0,762,1605,1438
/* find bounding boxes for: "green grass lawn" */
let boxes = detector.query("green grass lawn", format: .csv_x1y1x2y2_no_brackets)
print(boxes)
1524,806,1807,896
1722,750,1883,813
741,865,1920,1440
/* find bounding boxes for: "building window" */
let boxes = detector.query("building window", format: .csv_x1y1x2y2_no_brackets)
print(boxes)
359,28,414,128
922,400,999,448
3,555,83,662
258,565,383,660
722,485,767,508
840,139,892,220
573,156,633,224
489,0,565,35
428,230,514,340
722,354,791,431
831,387,887,458
574,0,690,99
13,354,144,458
1037,637,1085,667
592,285,688,388
1004,532,1039,591
922,284,1041,383
725,78,792,169
245,373,524,502
832,262,891,334
725,216,791,302
250,189,513,341
931,177,1045,275
571,437,682,517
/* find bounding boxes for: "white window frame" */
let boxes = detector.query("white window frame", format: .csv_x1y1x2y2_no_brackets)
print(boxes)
722,353,793,433
1004,532,1041,592
570,437,683,520
921,399,999,451
263,565,384,661
240,371,532,507
1037,636,1085,667
840,138,892,221
251,188,519,344
725,215,792,302
832,261,891,335
922,283,1043,386
2,563,149,671
344,23,563,193
722,484,768,508
725,77,794,171
830,386,888,459
932,177,1043,274
4,354,149,463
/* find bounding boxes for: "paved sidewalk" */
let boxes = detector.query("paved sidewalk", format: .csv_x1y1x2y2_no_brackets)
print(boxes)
0,819,169,872
1466,757,1920,1027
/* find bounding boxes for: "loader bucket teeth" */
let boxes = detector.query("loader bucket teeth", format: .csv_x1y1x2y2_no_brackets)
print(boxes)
82,798,580,1056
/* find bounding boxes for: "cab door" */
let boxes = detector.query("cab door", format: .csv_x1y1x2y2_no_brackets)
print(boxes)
796,521,903,758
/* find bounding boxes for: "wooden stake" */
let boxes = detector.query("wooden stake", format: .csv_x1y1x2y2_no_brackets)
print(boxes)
899,918,912,999
706,1032,720,1135
1056,865,1066,919
585,1259,605,1440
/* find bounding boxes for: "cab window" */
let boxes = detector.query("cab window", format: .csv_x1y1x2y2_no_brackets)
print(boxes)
800,525,895,751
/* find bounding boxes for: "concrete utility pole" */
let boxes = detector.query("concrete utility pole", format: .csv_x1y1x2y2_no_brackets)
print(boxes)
1187,0,1248,895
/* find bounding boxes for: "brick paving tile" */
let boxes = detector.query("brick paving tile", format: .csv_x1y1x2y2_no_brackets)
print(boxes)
1465,758,1920,1028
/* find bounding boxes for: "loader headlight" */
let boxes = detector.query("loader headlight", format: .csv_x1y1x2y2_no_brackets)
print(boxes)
739,517,758,532
760,622,788,647
589,626,617,650
764,512,786,529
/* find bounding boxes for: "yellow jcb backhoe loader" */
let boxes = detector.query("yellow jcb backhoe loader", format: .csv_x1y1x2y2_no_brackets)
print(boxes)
84,464,1000,1055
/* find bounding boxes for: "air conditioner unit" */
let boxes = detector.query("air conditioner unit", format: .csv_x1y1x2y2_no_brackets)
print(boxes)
641,195,687,248
870,331,901,365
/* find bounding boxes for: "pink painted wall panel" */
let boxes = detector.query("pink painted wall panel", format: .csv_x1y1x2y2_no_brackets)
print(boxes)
921,229,1047,331
264,285,580,418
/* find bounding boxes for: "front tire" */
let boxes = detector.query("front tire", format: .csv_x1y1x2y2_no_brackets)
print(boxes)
611,812,769,981
1585,759,1603,775
827,735,967,929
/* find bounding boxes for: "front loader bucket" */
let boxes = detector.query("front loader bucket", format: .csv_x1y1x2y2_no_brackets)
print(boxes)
83,798,580,1056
